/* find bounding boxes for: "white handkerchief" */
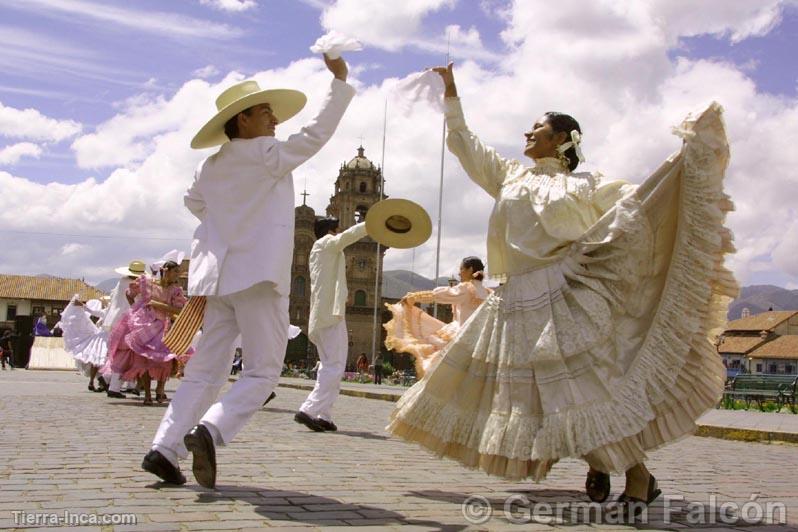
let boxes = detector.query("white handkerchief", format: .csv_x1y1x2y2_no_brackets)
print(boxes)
310,30,363,59
392,70,446,113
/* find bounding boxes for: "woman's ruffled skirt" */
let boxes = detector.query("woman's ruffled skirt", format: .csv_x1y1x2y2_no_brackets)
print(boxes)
384,303,460,377
107,309,177,382
387,102,738,481
60,303,109,369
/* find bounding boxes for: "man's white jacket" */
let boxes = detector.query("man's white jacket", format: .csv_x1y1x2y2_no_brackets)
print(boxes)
185,79,356,297
308,222,368,342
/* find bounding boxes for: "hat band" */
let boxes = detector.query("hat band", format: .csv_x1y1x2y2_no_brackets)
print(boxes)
385,215,412,234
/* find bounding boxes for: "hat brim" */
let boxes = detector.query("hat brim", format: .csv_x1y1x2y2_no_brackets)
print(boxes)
366,199,432,249
114,266,145,277
191,89,307,149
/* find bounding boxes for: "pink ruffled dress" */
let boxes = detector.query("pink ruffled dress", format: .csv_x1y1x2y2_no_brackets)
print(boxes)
385,280,492,377
107,276,187,381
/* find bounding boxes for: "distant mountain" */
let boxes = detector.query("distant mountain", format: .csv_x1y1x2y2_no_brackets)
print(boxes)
728,285,798,320
381,270,453,299
381,270,433,299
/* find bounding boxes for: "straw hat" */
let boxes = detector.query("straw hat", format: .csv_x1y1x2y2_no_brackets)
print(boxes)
191,80,307,149
365,199,432,249
114,260,146,277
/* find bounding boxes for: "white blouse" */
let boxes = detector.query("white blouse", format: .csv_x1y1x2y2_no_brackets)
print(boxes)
429,280,491,326
444,98,636,280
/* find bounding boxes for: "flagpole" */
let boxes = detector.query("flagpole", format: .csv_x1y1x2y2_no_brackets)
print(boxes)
370,98,388,363
432,39,450,319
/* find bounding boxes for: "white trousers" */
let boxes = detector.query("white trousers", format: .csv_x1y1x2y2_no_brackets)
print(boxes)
299,320,348,422
152,282,288,460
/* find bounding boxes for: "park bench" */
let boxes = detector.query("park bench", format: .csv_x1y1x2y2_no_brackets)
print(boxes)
723,374,798,412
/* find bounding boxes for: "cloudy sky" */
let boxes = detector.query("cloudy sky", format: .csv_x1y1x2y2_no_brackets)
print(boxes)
1,0,797,289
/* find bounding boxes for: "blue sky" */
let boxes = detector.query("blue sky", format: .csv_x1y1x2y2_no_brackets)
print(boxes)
1,0,797,288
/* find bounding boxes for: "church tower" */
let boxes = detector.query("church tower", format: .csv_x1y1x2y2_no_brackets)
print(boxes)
287,191,316,361
325,146,387,363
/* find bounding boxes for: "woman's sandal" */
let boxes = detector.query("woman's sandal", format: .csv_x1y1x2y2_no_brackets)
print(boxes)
87,383,96,392
155,393,167,404
617,474,662,518
143,398,154,406
585,469,611,503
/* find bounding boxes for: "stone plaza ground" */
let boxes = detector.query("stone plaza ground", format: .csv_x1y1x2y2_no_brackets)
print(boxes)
1,369,797,531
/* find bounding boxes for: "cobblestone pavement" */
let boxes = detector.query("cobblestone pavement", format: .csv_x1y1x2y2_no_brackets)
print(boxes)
1,370,797,531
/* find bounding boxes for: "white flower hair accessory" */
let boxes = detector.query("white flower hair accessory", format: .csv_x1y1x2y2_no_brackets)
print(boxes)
556,129,585,163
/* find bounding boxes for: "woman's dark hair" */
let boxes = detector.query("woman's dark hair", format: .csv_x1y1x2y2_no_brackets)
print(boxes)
314,217,339,239
161,260,180,273
461,256,485,281
223,107,254,140
543,112,582,171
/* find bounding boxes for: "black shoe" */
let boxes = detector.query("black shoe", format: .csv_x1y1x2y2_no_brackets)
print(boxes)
183,424,217,489
96,376,108,392
617,474,661,519
123,387,140,396
315,418,337,431
586,469,611,503
106,390,126,399
263,391,276,406
141,450,186,485
88,383,96,392
294,411,324,432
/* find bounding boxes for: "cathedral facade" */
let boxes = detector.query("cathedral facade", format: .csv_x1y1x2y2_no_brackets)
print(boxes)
287,146,387,367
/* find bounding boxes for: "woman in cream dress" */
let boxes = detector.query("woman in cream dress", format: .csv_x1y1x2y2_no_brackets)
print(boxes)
388,63,736,510
385,256,492,378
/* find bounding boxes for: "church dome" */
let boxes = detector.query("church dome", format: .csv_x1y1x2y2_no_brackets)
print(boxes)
346,146,374,170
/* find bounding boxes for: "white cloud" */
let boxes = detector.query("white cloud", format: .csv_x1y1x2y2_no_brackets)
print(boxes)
651,0,785,44
0,102,82,142
318,0,498,60
772,219,798,277
445,24,483,48
60,243,89,256
0,142,43,165
70,80,220,169
6,0,241,40
193,65,221,79
200,0,257,12
0,26,146,88
321,0,453,51
3,0,798,291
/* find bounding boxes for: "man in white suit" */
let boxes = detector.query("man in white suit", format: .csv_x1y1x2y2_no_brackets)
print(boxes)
143,55,355,488
295,217,367,432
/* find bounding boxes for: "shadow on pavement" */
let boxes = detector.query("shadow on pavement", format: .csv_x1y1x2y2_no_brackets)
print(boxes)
260,406,296,415
187,485,467,530
327,430,390,441
105,400,169,408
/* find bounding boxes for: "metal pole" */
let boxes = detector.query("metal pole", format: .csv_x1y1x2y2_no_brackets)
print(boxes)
371,99,387,363
432,114,445,319
432,40,450,319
